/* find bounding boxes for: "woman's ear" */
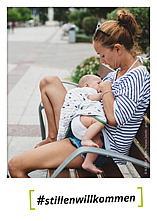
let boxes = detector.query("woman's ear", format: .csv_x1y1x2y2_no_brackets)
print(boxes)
114,44,122,55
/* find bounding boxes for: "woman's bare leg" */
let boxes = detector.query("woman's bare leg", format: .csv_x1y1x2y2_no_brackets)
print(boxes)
8,139,84,178
36,76,67,147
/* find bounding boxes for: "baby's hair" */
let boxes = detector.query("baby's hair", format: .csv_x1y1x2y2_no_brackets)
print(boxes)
78,75,98,87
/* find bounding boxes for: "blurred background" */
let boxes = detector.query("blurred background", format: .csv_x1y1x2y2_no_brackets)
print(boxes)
7,7,150,52
7,7,150,177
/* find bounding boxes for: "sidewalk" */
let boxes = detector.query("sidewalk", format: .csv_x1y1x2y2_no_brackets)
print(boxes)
7,25,96,177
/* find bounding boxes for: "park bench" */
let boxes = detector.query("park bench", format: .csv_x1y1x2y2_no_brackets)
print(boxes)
38,64,150,178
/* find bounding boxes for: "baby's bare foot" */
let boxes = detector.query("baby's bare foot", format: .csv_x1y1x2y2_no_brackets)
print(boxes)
82,162,102,175
35,136,56,148
81,139,99,148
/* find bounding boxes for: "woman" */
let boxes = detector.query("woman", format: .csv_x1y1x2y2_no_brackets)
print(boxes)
8,9,150,177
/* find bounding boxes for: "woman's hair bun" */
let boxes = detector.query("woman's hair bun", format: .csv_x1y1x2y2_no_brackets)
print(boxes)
116,9,141,37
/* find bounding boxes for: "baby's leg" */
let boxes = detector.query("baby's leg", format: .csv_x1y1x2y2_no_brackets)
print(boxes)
82,134,103,175
82,154,103,175
80,116,104,148
80,116,104,174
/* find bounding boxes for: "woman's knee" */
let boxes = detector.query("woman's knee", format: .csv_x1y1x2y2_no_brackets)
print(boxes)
39,75,60,91
8,156,25,178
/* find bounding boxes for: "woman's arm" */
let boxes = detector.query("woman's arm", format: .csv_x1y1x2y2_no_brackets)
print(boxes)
100,81,117,126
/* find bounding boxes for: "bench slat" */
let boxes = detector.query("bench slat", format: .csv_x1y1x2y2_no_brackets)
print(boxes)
135,119,150,156
129,143,150,178
48,169,71,178
100,158,124,178
75,168,98,178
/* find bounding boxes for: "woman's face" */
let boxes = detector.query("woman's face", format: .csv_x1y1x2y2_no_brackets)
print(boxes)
93,41,120,69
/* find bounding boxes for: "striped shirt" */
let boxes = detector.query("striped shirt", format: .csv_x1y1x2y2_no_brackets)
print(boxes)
101,65,150,164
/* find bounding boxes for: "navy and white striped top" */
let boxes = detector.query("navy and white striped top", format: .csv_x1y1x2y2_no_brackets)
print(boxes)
101,65,150,164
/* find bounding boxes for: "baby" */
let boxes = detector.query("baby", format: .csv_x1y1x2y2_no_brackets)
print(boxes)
57,75,107,174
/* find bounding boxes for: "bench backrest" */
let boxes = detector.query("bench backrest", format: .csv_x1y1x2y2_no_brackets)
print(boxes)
97,63,114,78
130,106,150,177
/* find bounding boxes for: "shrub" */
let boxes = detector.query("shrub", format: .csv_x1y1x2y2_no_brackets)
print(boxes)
71,57,101,83
68,10,90,29
71,56,150,84
76,33,92,43
82,16,98,36
143,58,150,73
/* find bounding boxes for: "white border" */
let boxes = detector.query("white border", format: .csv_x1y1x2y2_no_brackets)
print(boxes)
0,1,156,220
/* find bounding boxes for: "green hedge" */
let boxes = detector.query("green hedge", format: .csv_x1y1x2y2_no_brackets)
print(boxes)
82,16,98,36
72,56,150,84
76,33,92,43
68,10,91,29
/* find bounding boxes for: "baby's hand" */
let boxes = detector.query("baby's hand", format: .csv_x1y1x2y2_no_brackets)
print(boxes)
88,93,102,101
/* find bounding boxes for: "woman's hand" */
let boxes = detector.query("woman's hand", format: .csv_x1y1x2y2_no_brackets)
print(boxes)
100,80,112,93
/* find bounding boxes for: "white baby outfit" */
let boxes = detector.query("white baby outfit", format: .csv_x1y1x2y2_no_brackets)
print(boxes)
71,115,88,140
57,87,107,141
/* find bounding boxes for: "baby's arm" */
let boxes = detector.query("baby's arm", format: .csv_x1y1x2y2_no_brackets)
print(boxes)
88,93,102,101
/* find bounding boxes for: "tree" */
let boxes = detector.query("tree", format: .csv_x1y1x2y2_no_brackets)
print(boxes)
17,7,32,22
107,7,150,53
129,7,150,53
86,7,117,19
54,8,70,22
38,8,48,24
68,7,117,29
7,9,21,22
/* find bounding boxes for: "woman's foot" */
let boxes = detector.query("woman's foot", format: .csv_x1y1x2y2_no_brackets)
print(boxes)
82,161,102,175
81,139,99,148
35,136,56,148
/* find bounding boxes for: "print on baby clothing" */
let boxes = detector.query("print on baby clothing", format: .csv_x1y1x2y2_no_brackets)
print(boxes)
57,87,107,141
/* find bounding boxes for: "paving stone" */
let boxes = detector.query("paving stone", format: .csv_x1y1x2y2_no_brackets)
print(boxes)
8,125,41,137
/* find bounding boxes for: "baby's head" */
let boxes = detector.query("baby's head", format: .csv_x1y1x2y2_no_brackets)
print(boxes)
78,74,102,92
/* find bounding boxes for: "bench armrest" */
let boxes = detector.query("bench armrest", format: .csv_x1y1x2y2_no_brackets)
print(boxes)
51,146,150,178
61,81,78,87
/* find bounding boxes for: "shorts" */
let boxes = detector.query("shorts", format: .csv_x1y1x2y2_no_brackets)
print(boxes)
67,127,107,167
